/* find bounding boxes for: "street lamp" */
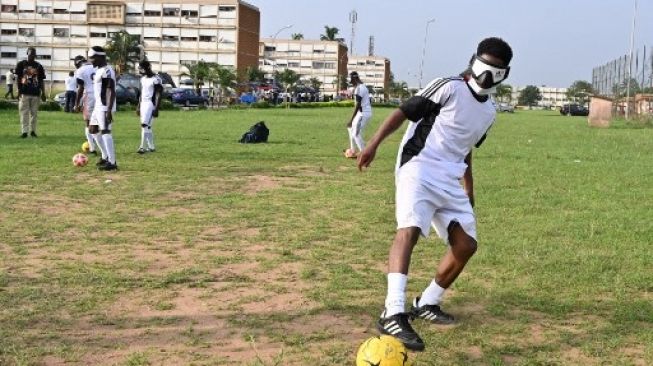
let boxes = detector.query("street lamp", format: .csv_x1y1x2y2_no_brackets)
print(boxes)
270,24,293,84
418,18,435,89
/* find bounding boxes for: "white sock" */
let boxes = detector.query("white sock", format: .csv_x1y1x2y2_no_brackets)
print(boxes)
93,133,107,160
347,127,355,151
418,279,446,306
102,133,116,164
384,273,408,317
146,129,155,150
85,127,95,152
140,127,147,149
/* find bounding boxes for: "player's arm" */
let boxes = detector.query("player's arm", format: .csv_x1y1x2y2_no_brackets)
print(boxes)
463,152,474,207
103,77,116,123
15,63,23,99
153,83,163,117
74,78,84,112
39,65,46,101
357,108,407,171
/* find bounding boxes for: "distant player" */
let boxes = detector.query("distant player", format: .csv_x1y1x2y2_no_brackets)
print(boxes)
136,60,162,154
357,37,513,351
73,55,100,157
345,71,372,158
88,46,118,171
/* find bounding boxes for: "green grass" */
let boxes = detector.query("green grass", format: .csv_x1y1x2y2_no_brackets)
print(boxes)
0,107,652,365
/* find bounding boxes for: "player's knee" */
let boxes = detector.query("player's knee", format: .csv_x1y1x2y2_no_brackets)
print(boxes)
101,129,111,135
395,227,421,248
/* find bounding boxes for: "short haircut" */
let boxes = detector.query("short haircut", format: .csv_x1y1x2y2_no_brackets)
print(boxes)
69,71,74,76
91,46,105,53
139,60,151,69
27,47,36,54
477,37,513,65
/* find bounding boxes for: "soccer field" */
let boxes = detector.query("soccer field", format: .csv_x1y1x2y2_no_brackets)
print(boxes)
0,107,651,365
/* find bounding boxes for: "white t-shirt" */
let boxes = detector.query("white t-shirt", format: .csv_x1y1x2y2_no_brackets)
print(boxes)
140,74,162,104
5,71,14,85
65,75,77,91
354,84,372,114
396,77,496,188
93,64,117,112
75,63,95,99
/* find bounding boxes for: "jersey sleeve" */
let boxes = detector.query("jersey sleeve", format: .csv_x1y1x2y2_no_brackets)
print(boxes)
400,78,452,122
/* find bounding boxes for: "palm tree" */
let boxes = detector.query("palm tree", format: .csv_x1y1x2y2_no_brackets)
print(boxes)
275,69,300,103
180,61,210,95
308,77,322,92
320,26,339,41
213,65,236,106
105,30,140,75
245,66,265,84
291,33,304,40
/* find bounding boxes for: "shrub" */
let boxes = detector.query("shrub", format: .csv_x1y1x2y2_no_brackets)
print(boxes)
158,99,179,111
0,100,17,110
39,101,62,111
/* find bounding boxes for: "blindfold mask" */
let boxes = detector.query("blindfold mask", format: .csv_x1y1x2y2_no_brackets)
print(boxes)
470,55,510,89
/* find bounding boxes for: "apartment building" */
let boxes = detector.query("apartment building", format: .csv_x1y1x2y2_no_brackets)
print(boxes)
511,86,570,108
0,0,260,86
259,38,348,97
347,55,390,101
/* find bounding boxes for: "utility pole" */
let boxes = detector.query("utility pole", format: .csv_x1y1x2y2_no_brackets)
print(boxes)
626,0,637,119
418,18,435,89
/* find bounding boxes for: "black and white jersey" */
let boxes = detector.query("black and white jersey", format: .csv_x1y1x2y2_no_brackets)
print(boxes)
92,65,117,112
396,77,495,188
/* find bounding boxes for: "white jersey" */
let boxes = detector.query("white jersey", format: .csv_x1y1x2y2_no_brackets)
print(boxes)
354,84,372,114
75,63,95,100
396,77,496,189
93,64,117,113
140,74,162,104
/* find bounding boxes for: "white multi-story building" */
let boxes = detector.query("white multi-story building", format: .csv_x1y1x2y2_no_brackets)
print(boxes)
347,55,390,101
259,38,348,97
511,86,570,108
0,0,260,86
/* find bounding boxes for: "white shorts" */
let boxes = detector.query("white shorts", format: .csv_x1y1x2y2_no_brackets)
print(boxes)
352,111,372,136
89,108,111,131
395,172,476,245
140,101,155,126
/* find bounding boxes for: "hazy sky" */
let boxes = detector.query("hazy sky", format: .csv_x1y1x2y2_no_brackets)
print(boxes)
252,0,653,88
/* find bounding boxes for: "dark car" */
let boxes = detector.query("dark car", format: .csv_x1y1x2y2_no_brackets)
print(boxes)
116,84,138,104
170,88,208,106
560,104,589,116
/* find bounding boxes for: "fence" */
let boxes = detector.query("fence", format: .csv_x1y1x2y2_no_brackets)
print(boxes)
591,45,653,97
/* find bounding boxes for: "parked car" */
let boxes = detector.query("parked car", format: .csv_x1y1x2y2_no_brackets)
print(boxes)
496,102,514,113
170,88,208,106
55,92,66,107
560,104,589,116
55,84,137,106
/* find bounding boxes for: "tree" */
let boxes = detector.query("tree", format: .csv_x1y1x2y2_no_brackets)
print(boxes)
518,85,542,107
105,30,140,75
338,74,348,91
180,61,210,94
291,33,304,40
308,77,322,91
245,66,265,84
566,80,594,105
320,26,339,41
210,64,236,106
612,78,641,98
495,84,513,103
275,69,300,101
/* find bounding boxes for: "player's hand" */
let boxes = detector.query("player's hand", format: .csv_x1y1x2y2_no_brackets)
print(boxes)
105,111,113,123
40,94,46,102
152,109,159,118
346,121,352,128
357,145,377,171
469,195,475,208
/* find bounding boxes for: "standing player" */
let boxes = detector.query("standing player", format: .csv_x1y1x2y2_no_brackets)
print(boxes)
357,37,513,351
136,60,162,154
73,55,101,158
345,71,372,158
88,46,118,171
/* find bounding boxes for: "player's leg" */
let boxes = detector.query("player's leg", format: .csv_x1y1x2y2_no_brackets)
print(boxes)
89,123,107,165
146,120,155,151
353,112,371,152
98,113,116,169
138,103,153,153
19,95,29,137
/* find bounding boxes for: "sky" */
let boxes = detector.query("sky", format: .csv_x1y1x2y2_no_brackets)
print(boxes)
251,0,653,89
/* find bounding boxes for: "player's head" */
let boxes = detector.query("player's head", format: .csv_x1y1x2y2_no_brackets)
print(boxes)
73,55,86,69
88,46,107,67
69,71,74,77
26,47,36,62
467,37,513,95
349,71,361,86
138,60,152,76
10,69,14,73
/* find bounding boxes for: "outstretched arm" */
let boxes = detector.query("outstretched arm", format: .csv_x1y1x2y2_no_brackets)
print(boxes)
357,108,407,171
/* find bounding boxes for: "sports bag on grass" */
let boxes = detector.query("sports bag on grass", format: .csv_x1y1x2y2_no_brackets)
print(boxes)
239,121,269,143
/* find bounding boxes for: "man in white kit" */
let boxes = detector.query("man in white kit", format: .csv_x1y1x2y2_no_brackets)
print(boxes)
73,55,100,157
88,46,118,171
136,60,163,154
345,71,372,158
358,37,513,351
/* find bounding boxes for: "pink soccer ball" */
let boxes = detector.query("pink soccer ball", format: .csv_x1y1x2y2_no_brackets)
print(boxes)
72,153,88,167
344,148,357,159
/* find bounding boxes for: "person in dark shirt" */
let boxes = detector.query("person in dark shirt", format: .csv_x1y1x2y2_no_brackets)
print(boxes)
15,47,46,138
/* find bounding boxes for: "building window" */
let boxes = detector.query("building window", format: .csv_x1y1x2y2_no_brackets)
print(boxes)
19,8,34,13
181,10,198,18
181,36,197,42
313,49,324,54
218,6,235,11
90,32,107,38
1,29,17,35
36,55,52,60
88,3,124,24
180,60,197,65
53,8,68,14
1,52,17,58
199,35,215,42
36,6,52,14
19,28,35,36
144,10,161,16
1,5,17,12
264,46,276,52
126,11,142,16
288,62,300,68
163,7,179,16
325,62,335,69
162,35,179,41
53,28,69,37
144,36,161,41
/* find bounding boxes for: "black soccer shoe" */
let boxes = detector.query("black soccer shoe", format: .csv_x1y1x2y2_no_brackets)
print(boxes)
137,148,146,154
96,158,108,167
20,133,27,138
98,162,118,171
411,297,455,325
30,131,37,137
376,312,425,351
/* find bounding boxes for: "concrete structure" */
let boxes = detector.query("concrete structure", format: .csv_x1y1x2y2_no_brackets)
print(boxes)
0,0,260,86
347,55,390,101
588,95,613,128
259,38,348,97
511,86,571,108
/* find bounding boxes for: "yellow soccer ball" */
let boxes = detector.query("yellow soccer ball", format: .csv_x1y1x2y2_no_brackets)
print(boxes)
356,335,412,366
81,141,90,152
